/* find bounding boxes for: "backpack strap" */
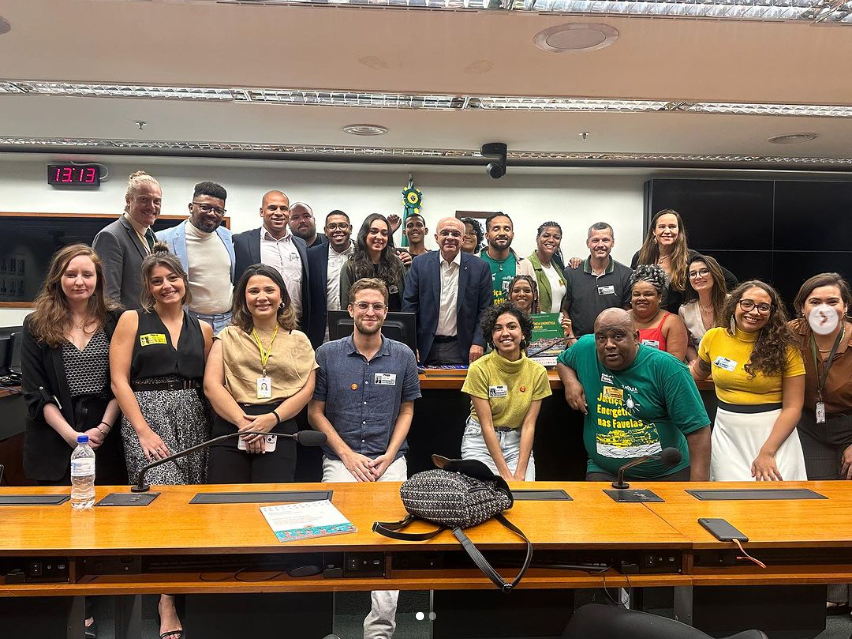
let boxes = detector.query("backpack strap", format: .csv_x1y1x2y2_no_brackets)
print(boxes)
452,513,533,593
372,514,447,542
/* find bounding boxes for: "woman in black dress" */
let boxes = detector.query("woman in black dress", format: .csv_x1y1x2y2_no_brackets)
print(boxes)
109,243,213,639
339,213,407,311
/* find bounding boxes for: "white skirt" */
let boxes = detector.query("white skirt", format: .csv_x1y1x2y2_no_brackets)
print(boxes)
710,406,807,482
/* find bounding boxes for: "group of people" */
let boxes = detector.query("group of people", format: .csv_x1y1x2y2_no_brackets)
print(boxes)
17,169,852,633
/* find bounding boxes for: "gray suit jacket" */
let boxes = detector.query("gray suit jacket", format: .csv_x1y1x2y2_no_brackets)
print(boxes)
92,216,153,310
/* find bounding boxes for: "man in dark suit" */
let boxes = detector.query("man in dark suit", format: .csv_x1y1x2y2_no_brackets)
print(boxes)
233,190,310,326
92,173,161,309
306,210,354,348
403,217,492,365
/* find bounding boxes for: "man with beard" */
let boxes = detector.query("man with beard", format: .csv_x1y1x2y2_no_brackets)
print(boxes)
309,277,420,639
156,181,235,333
403,217,492,365
233,190,310,326
557,308,710,482
305,210,355,348
480,212,535,306
563,222,633,338
288,202,327,248
402,213,429,257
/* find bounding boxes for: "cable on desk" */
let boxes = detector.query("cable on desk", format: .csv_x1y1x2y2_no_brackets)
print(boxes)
733,539,767,569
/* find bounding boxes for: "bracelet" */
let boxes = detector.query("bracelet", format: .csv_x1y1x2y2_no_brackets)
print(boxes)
99,421,111,430
272,411,282,426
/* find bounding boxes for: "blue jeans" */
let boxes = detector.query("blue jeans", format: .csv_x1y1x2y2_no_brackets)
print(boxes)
461,417,536,480
188,310,232,335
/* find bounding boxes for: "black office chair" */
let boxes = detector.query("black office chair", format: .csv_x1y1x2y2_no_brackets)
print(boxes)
563,604,768,639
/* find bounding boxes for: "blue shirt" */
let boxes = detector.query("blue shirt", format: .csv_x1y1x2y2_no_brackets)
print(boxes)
314,335,421,461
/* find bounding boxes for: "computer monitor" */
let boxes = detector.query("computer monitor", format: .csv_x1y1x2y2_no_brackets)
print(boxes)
8,332,22,376
327,311,417,353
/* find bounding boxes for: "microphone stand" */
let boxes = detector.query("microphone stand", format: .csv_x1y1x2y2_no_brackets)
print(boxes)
611,457,650,490
132,430,292,493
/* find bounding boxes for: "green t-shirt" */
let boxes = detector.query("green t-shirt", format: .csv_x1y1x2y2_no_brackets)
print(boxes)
462,351,552,428
557,335,709,478
480,251,517,305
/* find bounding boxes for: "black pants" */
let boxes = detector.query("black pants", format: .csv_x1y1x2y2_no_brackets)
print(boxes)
207,404,297,484
798,409,852,480
585,466,691,482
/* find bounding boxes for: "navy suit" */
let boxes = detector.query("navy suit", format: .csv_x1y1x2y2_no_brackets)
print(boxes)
305,242,333,348
232,227,310,327
402,251,492,363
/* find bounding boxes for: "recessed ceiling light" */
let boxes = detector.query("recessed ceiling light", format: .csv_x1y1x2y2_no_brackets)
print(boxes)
358,56,389,70
768,133,818,145
464,60,494,75
342,124,389,136
0,17,10,35
534,23,618,53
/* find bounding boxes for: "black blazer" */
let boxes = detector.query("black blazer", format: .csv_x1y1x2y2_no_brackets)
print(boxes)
21,310,123,482
306,242,332,348
402,251,493,363
233,227,311,328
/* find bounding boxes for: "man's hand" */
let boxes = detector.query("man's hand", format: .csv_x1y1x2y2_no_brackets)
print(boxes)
564,380,588,415
342,451,377,482
369,454,394,480
387,214,402,233
469,345,484,363
396,249,413,267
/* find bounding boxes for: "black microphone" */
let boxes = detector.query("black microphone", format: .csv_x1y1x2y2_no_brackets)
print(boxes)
132,429,327,492
611,447,682,490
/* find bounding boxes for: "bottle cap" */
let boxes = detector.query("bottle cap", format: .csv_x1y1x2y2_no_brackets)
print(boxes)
77,434,89,444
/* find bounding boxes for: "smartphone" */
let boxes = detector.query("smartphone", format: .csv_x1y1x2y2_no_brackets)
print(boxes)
698,518,748,542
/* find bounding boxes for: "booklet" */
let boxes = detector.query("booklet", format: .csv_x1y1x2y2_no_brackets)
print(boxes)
260,499,356,543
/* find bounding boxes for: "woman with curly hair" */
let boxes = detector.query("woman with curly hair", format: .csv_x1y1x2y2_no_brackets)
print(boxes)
339,213,407,311
460,217,484,255
631,209,738,312
460,302,551,481
679,254,728,365
692,281,806,481
628,264,689,362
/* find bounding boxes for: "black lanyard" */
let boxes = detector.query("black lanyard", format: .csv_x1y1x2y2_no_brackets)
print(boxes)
809,324,846,402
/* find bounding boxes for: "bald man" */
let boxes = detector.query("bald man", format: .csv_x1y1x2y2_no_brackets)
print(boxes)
232,190,310,324
402,217,492,365
289,202,327,248
556,308,710,482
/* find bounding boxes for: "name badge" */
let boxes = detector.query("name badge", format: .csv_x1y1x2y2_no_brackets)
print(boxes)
488,385,508,398
238,434,278,452
601,373,614,384
139,333,167,347
374,373,397,386
289,252,300,262
816,401,826,424
602,385,623,401
641,339,660,350
256,376,272,399
712,356,738,372
597,285,615,296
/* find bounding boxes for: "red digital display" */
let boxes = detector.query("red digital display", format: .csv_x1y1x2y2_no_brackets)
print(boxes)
47,164,101,187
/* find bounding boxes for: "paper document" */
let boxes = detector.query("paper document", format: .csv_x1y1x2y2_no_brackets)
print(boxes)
260,499,356,543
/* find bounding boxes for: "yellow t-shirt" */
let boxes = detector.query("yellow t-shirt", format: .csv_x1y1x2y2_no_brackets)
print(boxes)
461,351,551,429
698,327,805,405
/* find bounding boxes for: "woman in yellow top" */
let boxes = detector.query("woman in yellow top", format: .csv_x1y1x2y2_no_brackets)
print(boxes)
692,280,806,481
460,302,551,481
204,264,317,484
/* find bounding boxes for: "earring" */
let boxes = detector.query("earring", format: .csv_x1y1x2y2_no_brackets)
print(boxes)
520,339,528,349
729,315,737,334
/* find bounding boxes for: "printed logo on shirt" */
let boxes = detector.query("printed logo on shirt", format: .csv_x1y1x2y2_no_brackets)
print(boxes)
601,373,614,384
388,285,399,294
602,385,623,401
139,333,167,347
488,385,509,398
374,373,397,386
641,339,660,350
712,356,738,372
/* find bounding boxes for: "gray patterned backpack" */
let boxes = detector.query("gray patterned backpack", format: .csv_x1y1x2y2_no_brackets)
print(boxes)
372,455,532,592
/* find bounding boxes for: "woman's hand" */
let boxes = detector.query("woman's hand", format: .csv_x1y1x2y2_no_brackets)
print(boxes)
512,468,528,481
751,451,783,481
561,316,574,339
240,413,277,454
82,428,104,450
841,444,852,480
138,428,171,463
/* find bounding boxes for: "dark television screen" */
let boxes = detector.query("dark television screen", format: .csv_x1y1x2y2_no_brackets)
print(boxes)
774,181,852,252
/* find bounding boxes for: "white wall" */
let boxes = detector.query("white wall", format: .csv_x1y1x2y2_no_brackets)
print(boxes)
0,155,648,326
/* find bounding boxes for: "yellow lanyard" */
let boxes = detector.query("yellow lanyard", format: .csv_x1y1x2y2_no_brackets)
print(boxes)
251,325,278,376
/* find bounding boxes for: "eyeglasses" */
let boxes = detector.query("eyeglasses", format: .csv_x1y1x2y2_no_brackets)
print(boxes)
688,268,711,279
738,299,773,314
354,302,387,312
326,223,350,231
192,202,226,216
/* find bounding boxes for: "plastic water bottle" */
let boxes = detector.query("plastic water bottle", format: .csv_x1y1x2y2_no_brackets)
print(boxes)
70,435,96,510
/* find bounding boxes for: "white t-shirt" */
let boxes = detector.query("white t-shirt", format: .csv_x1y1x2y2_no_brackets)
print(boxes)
541,262,566,314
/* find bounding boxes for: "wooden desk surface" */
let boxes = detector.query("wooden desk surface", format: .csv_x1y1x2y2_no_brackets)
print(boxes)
0,482,688,556
641,481,852,550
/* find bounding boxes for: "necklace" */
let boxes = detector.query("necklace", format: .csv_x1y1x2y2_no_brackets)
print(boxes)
699,304,713,312
657,254,671,264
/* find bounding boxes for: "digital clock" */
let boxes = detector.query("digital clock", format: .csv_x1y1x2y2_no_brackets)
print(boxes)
47,164,101,187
